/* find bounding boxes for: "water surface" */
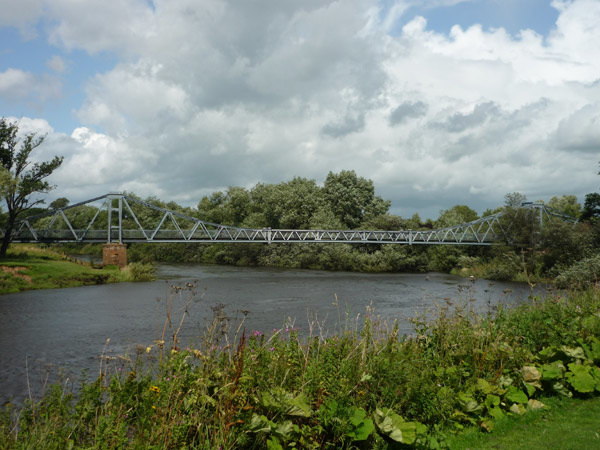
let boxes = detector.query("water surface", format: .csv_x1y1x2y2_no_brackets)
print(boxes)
0,264,544,404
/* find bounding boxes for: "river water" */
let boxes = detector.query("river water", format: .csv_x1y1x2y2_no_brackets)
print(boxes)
0,264,546,405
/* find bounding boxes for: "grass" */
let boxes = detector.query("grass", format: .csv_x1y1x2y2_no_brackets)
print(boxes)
446,395,600,449
0,283,599,448
0,244,154,294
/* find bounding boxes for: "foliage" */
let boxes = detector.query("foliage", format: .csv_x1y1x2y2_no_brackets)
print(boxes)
323,170,390,228
548,194,581,218
0,118,63,257
2,285,599,448
580,192,600,223
114,262,156,282
555,254,600,289
435,205,478,228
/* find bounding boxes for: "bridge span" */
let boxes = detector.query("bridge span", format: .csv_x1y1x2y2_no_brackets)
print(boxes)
1,193,575,266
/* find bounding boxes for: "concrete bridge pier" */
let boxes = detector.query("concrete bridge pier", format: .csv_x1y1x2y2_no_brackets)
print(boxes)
103,243,127,268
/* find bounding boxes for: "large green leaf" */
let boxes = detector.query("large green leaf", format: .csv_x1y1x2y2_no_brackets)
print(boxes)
505,386,528,404
458,392,483,414
541,362,565,381
374,407,419,444
346,407,375,441
260,388,312,417
561,346,586,361
566,363,597,393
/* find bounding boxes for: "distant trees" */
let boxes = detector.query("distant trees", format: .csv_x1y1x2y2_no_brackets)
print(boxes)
0,118,63,257
580,193,600,223
547,195,581,218
323,170,390,229
196,170,390,231
435,205,478,228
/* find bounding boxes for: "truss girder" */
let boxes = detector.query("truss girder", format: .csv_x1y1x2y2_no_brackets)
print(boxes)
1,194,575,246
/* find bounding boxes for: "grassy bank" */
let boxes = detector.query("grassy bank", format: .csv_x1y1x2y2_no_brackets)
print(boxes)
0,245,155,294
1,284,599,448
446,395,600,449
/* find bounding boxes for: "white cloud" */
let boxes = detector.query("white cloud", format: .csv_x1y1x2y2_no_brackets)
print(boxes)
0,68,61,104
46,55,66,73
5,0,600,217
0,0,44,38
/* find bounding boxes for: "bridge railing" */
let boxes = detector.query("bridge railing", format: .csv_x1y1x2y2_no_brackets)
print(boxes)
1,194,576,246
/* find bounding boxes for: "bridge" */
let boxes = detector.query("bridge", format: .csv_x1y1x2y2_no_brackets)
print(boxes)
1,193,575,266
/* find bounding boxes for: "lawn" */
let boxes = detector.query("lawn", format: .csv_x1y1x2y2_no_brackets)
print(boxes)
0,244,119,293
447,395,600,449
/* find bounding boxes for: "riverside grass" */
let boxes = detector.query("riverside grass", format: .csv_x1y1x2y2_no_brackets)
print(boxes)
1,286,600,449
0,244,155,294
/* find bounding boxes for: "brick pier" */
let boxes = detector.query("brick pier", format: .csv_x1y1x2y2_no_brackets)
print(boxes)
102,243,127,268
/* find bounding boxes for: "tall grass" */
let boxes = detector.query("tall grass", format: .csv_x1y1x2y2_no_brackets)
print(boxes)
1,284,599,448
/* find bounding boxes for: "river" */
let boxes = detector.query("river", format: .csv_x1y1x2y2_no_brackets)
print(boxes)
0,263,546,405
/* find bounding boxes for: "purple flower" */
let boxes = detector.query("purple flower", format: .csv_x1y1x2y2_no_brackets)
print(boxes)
253,330,262,337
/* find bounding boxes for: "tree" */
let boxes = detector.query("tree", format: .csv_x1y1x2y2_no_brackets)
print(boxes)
580,193,600,223
49,197,70,210
436,205,478,228
0,118,63,257
323,170,390,229
547,194,581,218
498,192,540,248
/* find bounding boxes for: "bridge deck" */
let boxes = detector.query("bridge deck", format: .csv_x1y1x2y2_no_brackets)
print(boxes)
2,193,575,246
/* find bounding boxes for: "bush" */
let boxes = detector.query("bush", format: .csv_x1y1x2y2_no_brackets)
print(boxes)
555,254,600,289
116,262,156,282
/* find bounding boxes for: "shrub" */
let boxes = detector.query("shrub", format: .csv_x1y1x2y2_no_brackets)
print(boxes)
116,262,156,282
555,254,600,289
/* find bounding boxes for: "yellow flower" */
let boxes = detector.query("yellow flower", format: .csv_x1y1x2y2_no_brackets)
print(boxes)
152,405,156,410
149,385,160,393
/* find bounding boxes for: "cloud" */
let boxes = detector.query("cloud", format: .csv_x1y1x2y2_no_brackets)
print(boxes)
46,55,66,73
0,68,61,104
5,0,600,218
440,101,500,133
389,101,428,125
556,103,600,153
0,0,44,38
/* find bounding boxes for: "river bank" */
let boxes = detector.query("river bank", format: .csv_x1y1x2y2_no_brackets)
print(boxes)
0,245,154,294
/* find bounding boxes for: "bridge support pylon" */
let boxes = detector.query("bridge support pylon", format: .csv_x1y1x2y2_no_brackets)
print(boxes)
103,243,127,268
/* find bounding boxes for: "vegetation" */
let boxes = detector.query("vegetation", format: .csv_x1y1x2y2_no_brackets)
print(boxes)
445,395,600,449
0,118,64,257
115,180,597,287
0,245,155,294
1,284,599,448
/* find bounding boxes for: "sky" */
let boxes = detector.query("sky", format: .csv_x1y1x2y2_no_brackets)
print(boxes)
1,0,599,220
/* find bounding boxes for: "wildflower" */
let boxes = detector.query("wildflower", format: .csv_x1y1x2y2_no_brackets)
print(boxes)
149,385,160,394
253,330,262,337
269,347,275,352
152,405,156,410
146,346,152,353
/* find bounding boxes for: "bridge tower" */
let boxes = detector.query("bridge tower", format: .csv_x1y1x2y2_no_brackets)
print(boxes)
102,194,127,268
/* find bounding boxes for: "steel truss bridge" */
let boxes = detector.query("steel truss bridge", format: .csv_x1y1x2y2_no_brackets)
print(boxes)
0,193,576,246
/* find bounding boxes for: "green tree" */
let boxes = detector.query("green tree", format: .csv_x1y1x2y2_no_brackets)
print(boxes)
504,192,527,208
547,195,581,218
498,193,540,248
323,170,390,229
436,205,478,228
0,118,63,257
580,193,600,223
49,197,70,210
